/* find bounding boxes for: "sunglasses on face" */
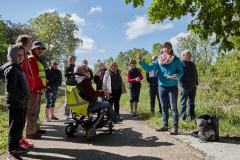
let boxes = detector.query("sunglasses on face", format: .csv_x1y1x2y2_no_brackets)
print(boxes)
131,62,136,64
53,63,58,65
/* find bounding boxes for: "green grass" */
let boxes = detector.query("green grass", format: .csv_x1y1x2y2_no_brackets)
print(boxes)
0,85,65,154
120,82,240,137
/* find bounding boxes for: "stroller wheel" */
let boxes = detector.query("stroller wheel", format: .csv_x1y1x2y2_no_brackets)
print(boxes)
109,122,113,134
83,126,96,140
65,125,75,137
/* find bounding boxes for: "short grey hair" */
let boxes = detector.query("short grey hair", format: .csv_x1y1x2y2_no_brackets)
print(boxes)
98,61,105,65
181,50,191,56
74,63,86,73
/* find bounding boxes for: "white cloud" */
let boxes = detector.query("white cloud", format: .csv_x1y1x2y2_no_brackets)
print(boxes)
38,9,56,15
91,57,97,59
169,32,189,47
98,49,106,53
88,6,102,15
70,13,86,26
97,23,106,28
125,15,173,40
75,30,96,54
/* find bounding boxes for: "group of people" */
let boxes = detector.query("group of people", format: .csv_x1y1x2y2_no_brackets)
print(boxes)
1,37,197,160
2,35,66,160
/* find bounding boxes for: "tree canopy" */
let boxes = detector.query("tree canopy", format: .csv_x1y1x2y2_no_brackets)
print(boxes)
125,0,240,51
27,11,83,66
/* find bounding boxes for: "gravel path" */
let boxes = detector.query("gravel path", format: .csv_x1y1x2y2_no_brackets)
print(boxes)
1,104,239,160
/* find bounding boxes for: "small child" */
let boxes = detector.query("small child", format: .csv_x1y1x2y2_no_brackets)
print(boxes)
1,45,30,160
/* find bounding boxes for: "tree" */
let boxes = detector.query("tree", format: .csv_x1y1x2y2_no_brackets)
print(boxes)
0,19,8,65
26,11,83,66
152,43,162,56
125,0,240,51
176,34,219,63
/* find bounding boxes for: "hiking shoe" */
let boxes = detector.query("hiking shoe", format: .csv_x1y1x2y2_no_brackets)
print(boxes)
7,151,23,160
26,134,41,139
19,138,34,148
169,128,178,135
36,130,46,134
17,145,29,154
130,111,135,116
156,126,168,131
117,116,123,122
51,116,59,120
44,116,51,122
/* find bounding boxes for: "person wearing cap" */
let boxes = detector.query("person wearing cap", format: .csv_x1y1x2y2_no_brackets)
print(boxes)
25,41,47,139
44,60,62,122
146,55,161,115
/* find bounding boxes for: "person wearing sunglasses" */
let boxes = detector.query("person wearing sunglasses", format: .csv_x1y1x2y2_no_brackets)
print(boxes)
137,42,183,135
25,41,47,139
126,59,143,117
44,60,62,122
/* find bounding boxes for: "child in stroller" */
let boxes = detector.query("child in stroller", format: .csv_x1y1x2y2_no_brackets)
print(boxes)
64,95,116,140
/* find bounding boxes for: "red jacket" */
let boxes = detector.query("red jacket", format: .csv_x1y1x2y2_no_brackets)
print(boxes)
21,55,34,91
27,55,45,94
82,78,104,100
126,68,143,83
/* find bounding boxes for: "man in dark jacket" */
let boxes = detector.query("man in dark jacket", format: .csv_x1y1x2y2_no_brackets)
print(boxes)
179,50,198,122
66,63,118,123
146,55,161,114
1,45,30,159
63,55,76,119
44,60,62,121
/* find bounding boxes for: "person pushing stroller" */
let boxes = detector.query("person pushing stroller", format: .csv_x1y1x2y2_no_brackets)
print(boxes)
66,63,118,124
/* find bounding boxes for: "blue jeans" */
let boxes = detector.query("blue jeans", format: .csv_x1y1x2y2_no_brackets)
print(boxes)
149,86,161,113
91,100,118,123
180,86,197,120
159,86,179,129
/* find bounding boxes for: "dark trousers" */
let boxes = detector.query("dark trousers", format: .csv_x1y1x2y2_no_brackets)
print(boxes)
150,85,161,113
108,89,122,116
8,107,26,152
180,86,197,120
129,87,140,103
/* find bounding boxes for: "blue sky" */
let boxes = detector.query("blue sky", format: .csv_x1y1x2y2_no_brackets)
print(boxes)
0,0,190,69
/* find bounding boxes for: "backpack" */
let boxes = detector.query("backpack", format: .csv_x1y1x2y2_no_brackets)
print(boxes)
196,115,219,142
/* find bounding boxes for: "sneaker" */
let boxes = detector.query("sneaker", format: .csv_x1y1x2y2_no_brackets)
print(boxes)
26,134,41,139
117,116,123,122
36,130,46,134
64,115,69,120
169,128,178,135
156,126,168,131
44,116,51,122
20,138,34,148
7,151,23,160
17,145,29,154
130,111,135,116
51,116,59,120
134,111,139,116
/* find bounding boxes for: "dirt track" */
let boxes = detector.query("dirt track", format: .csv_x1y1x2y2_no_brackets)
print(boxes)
1,104,239,160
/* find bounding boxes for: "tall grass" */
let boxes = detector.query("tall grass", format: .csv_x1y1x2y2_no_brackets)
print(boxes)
120,81,240,137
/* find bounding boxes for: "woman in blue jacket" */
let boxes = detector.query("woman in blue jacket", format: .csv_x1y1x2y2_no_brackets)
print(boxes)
137,42,183,135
